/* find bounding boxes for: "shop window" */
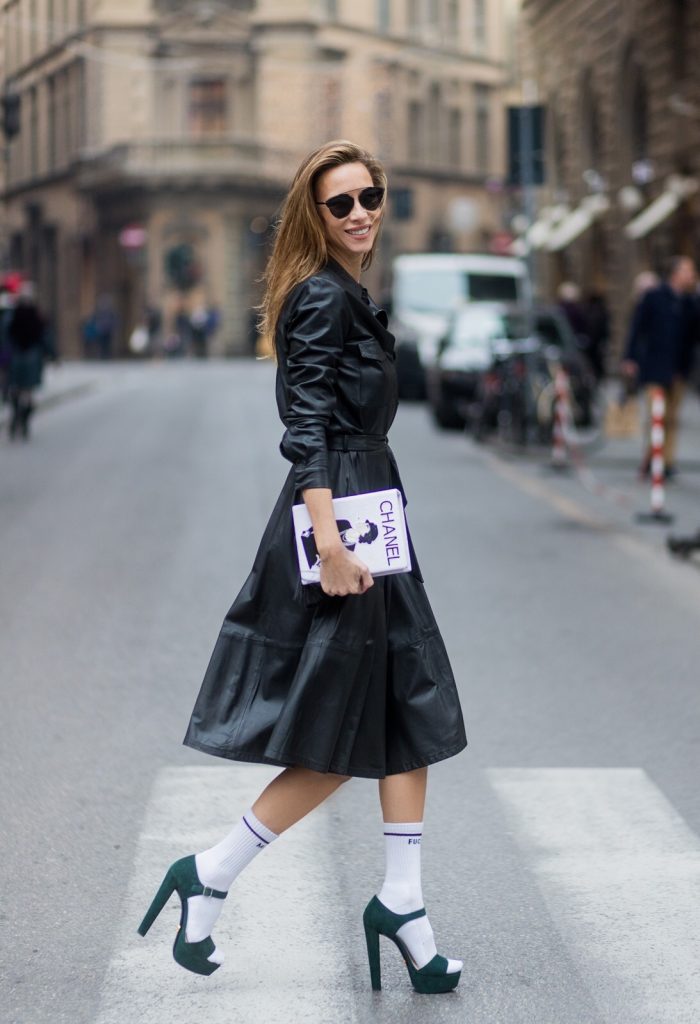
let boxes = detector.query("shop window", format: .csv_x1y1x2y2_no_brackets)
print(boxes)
188,79,228,136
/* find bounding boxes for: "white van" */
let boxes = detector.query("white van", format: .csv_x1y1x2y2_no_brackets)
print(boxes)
391,253,530,398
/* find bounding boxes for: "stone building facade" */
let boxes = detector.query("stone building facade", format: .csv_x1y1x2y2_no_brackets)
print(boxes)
1,0,516,356
519,0,700,356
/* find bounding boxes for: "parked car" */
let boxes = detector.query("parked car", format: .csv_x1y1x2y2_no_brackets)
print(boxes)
426,305,515,429
390,253,530,400
429,304,599,440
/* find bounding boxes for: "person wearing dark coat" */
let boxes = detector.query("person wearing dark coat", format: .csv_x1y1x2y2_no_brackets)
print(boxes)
6,284,46,440
582,292,610,381
622,256,699,475
138,141,467,994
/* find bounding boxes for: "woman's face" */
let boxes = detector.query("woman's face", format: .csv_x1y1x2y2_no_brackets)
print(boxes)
314,161,383,263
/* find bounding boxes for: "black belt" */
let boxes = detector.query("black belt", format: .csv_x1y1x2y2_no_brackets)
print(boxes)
326,432,388,451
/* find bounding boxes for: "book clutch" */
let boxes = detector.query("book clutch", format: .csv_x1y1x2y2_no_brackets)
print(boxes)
292,488,412,585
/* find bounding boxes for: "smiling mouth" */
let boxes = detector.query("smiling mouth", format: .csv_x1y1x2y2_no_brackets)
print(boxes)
346,226,371,238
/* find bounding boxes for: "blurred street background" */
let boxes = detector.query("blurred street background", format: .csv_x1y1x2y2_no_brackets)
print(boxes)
3,2,700,1023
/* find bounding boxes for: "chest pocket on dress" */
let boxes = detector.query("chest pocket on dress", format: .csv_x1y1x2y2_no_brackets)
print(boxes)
353,339,395,423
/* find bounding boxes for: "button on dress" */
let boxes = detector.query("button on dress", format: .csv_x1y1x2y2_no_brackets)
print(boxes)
183,259,467,778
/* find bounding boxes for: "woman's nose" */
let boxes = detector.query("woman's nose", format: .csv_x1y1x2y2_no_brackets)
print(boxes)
347,198,367,219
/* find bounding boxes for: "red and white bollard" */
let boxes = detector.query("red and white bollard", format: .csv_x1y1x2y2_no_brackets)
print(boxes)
550,365,571,469
637,386,674,523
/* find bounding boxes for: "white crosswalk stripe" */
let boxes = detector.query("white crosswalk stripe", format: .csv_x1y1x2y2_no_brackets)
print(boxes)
95,766,359,1024
488,768,700,1024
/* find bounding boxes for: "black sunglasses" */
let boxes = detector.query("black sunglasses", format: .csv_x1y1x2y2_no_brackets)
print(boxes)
316,186,385,220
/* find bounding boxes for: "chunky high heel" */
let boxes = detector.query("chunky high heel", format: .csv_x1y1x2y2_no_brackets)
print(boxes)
362,896,461,994
137,855,228,976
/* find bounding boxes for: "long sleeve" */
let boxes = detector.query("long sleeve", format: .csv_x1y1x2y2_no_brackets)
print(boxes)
278,277,348,491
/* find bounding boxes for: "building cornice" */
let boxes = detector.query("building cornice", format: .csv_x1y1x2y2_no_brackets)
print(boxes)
2,165,76,201
251,17,507,70
389,164,499,187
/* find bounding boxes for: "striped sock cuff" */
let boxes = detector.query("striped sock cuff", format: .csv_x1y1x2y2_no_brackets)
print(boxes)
383,820,423,838
243,808,279,846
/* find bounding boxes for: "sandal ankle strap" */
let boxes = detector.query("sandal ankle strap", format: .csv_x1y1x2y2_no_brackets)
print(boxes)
189,883,227,900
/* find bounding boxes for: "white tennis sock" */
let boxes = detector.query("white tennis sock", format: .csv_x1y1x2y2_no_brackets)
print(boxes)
378,821,462,974
185,808,278,960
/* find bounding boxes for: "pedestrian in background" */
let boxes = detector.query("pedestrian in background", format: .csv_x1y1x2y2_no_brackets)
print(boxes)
6,281,46,440
189,304,209,358
622,256,699,478
0,285,15,404
89,294,118,360
632,270,660,300
138,140,467,995
582,291,610,381
557,281,591,349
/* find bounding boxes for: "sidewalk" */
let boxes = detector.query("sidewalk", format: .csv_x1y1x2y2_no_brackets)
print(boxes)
488,383,700,559
578,386,700,529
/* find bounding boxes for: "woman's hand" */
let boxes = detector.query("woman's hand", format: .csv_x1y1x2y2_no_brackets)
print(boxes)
319,543,374,597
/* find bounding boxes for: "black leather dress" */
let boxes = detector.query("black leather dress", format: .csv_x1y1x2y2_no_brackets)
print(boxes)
183,258,467,778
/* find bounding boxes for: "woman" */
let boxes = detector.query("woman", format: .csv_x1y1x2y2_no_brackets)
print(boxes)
139,141,467,995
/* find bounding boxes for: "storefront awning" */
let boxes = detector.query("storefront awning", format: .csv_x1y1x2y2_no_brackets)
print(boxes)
510,205,571,257
544,194,610,252
624,175,698,240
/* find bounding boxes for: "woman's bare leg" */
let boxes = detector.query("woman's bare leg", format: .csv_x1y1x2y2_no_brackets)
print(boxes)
378,766,427,822
253,766,351,834
374,766,461,974
184,767,350,953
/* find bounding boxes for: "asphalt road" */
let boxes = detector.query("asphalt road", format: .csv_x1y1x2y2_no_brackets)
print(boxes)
2,360,700,1024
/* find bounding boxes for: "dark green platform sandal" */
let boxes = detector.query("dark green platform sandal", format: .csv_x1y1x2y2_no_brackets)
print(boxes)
363,896,461,994
137,855,228,976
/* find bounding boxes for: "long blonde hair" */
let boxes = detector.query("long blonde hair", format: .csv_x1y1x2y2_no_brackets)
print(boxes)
258,140,387,355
